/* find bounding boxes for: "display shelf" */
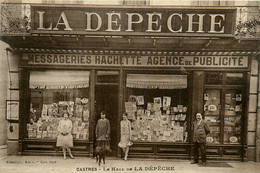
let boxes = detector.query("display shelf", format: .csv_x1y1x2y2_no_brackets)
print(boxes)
24,138,92,142
210,131,220,133
171,120,186,122
224,115,237,117
131,141,190,145
208,123,220,126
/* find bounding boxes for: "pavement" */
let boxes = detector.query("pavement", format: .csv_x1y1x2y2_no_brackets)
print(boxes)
0,155,260,173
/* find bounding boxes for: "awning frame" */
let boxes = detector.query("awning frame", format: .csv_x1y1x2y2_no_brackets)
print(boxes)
126,74,187,89
29,70,90,89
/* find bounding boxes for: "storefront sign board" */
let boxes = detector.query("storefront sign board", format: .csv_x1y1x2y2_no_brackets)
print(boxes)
24,53,248,68
31,6,236,36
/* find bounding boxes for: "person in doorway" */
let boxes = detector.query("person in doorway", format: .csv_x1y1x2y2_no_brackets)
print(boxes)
191,113,210,166
56,112,74,160
118,113,133,161
95,111,111,152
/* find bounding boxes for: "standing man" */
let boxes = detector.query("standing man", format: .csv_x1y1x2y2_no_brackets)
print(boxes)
191,113,210,166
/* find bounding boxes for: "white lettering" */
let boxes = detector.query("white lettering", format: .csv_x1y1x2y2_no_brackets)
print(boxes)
35,10,229,35
106,12,121,32
209,14,225,33
146,13,162,32
126,13,143,32
53,12,72,31
85,12,102,31
37,11,52,30
187,14,205,33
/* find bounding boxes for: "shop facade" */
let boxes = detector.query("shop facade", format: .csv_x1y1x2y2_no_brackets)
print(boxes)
18,51,253,161
1,4,259,161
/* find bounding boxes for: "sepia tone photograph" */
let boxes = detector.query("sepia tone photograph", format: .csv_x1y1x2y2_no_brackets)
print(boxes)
0,0,260,172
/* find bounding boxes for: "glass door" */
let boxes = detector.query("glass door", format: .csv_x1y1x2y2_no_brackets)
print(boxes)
204,89,221,144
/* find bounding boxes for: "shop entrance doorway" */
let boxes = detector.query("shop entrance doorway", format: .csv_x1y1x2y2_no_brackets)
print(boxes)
95,85,119,157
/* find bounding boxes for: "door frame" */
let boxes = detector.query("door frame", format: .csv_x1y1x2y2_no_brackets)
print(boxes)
92,70,121,157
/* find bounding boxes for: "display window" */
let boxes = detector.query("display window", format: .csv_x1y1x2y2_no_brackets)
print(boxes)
205,72,223,85
204,72,245,145
204,89,221,144
125,74,189,143
27,70,90,141
226,73,245,85
224,89,243,144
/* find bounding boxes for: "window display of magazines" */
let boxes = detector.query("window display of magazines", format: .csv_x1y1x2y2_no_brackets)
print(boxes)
204,90,221,144
27,98,90,140
125,95,188,143
223,91,242,144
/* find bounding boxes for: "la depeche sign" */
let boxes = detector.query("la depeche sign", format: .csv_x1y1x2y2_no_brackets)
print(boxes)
31,6,235,36
24,53,248,68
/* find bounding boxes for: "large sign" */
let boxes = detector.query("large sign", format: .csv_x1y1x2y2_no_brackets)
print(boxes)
31,6,236,36
24,54,248,68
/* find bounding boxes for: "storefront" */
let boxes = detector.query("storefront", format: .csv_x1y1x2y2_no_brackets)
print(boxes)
16,51,252,161
2,5,259,161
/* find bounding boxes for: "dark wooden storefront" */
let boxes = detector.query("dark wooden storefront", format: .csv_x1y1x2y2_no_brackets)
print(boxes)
15,57,251,161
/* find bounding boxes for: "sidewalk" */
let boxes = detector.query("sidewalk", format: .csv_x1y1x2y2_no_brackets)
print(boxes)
0,155,260,173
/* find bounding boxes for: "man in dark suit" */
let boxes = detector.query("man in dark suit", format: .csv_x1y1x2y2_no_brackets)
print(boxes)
191,113,210,166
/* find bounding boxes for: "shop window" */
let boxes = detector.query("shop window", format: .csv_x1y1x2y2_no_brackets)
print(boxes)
27,70,90,141
204,72,245,145
204,90,221,144
205,72,223,85
224,90,243,144
226,73,244,85
125,74,189,143
96,71,118,84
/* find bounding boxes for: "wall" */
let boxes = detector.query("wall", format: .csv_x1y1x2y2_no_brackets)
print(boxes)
0,41,20,156
7,51,20,156
0,41,9,146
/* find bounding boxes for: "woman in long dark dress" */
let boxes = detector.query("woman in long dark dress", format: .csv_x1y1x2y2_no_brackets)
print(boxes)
95,111,111,152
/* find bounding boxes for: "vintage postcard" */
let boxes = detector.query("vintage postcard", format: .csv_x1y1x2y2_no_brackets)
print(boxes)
0,0,259,173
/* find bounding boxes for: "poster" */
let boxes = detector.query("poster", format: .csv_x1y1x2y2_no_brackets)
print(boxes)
162,96,171,110
6,101,19,120
136,96,144,105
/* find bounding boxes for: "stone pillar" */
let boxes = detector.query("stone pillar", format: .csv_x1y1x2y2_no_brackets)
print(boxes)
256,55,260,162
0,42,9,147
248,0,260,162
247,56,259,161
7,52,20,155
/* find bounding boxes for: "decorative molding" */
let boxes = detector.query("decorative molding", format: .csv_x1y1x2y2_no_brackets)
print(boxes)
14,48,258,56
